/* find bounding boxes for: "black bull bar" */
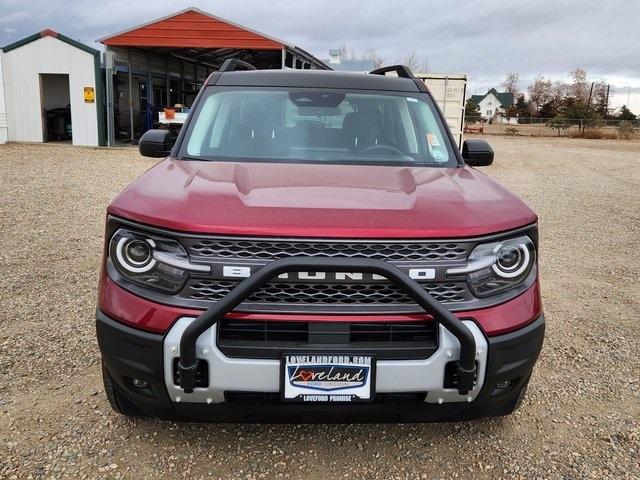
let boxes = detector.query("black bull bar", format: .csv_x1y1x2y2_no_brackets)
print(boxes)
177,257,477,395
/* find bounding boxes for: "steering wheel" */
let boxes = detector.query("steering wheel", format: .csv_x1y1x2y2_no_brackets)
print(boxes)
359,144,405,156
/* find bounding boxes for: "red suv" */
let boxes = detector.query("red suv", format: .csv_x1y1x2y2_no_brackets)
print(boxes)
97,62,544,422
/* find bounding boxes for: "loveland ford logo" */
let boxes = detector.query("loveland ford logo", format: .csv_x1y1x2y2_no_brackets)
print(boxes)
222,266,435,281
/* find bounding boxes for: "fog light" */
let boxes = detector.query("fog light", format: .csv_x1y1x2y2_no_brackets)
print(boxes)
132,378,149,388
496,380,511,389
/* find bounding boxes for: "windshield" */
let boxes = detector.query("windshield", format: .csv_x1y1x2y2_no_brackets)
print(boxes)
180,87,456,167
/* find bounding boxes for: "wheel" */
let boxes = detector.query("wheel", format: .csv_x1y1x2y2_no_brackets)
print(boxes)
495,377,530,416
102,362,148,417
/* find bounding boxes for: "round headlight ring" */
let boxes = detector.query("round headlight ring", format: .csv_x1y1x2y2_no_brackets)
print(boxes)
115,237,157,273
491,243,530,278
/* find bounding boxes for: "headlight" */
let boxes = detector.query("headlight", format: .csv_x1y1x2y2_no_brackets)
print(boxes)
448,235,536,298
109,228,207,293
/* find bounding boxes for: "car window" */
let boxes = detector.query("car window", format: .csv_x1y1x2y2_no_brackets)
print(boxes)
182,87,455,167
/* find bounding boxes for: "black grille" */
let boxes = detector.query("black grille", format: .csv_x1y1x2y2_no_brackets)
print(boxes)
217,320,438,360
171,236,479,313
185,238,471,262
218,320,308,343
185,280,472,305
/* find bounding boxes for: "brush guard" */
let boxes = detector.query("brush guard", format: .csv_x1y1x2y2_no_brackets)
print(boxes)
177,258,477,395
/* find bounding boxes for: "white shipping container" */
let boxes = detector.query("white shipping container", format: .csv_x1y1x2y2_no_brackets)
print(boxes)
416,73,467,148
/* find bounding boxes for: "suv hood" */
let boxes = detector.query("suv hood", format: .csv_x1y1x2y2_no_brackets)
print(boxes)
108,159,537,238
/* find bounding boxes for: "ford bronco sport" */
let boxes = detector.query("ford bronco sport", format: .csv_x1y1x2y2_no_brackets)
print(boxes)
97,61,544,422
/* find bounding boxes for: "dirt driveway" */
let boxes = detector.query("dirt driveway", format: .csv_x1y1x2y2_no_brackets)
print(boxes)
0,136,638,479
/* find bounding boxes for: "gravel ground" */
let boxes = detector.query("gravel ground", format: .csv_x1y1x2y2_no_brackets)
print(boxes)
0,137,638,479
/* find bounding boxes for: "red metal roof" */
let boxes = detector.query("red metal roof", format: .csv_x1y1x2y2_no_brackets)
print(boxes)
99,8,285,50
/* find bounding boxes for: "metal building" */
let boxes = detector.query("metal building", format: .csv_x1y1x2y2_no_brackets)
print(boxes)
0,8,327,147
0,52,7,144
98,8,329,145
0,30,104,146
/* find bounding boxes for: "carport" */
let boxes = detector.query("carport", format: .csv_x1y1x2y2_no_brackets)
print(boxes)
98,7,329,145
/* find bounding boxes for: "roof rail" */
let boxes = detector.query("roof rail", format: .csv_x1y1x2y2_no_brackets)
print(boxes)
219,58,257,73
369,65,416,79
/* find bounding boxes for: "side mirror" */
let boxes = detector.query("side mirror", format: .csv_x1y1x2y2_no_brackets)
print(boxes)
139,129,172,158
462,139,494,166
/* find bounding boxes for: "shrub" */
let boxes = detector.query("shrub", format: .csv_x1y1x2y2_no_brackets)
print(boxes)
504,126,519,136
569,129,617,140
547,116,571,136
618,121,635,140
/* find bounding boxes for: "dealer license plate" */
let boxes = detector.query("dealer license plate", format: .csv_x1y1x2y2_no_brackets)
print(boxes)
282,354,374,402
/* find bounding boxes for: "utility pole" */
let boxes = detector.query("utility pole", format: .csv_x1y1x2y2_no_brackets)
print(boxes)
605,84,610,118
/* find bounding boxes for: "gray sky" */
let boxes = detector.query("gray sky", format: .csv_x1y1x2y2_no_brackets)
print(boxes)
1,0,638,112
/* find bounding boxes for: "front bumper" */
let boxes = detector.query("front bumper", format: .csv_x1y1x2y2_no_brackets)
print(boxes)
96,309,545,422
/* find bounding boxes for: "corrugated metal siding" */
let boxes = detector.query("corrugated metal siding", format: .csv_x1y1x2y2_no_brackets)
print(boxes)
102,11,283,50
2,35,99,146
0,52,7,144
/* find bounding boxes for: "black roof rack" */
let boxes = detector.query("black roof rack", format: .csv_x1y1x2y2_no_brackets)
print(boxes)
369,65,416,79
219,58,257,73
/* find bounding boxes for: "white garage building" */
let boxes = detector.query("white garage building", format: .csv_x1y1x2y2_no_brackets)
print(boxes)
0,29,105,146
0,52,7,144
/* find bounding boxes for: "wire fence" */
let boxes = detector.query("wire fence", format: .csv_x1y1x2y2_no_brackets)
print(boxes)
464,116,640,139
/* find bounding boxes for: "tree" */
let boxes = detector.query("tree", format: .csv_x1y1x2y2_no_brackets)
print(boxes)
551,81,568,106
560,96,601,134
618,121,635,140
618,105,637,121
464,99,481,122
503,72,520,96
399,50,428,72
514,94,531,123
547,116,571,136
592,82,610,118
569,68,589,102
363,46,385,70
503,104,519,120
538,101,557,119
527,75,553,115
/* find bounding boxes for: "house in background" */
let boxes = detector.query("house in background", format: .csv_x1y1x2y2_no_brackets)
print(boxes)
470,88,514,121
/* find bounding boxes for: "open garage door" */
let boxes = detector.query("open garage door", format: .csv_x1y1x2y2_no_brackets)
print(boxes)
40,73,71,142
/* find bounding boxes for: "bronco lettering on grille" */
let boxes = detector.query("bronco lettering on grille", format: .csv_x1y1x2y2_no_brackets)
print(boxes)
220,266,435,281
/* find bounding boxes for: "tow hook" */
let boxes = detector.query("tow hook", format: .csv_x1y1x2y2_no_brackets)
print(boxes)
456,363,477,395
178,360,199,393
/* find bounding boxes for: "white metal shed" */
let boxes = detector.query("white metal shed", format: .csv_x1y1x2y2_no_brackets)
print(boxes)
0,51,7,144
0,30,105,146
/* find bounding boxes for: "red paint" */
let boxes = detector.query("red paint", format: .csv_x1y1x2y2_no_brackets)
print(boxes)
98,274,542,336
100,10,283,50
40,29,59,39
108,159,537,239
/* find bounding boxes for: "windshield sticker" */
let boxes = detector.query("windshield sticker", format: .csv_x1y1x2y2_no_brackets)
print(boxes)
426,133,441,147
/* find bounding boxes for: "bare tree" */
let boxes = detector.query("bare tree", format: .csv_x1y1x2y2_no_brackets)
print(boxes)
503,72,520,96
527,75,553,114
569,68,589,101
399,50,428,72
337,43,348,61
551,80,568,105
337,43,356,61
397,50,416,71
363,46,385,70
336,45,428,72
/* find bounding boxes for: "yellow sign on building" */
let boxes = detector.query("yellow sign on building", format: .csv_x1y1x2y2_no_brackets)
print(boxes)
84,86,95,103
